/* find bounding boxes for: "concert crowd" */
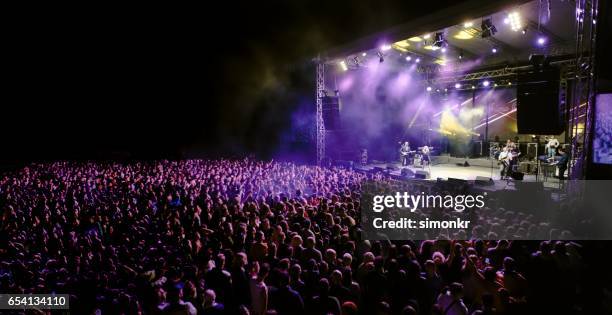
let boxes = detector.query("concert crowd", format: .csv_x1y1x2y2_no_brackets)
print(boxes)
0,160,607,314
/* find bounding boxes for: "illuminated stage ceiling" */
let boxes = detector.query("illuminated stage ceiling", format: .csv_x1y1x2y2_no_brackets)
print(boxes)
324,0,585,73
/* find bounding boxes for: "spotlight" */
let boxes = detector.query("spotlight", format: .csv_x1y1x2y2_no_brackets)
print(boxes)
444,88,448,92
455,83,461,89
381,44,392,51
362,52,367,57
423,34,431,39
405,56,412,61
427,86,432,92
471,85,476,89
377,51,384,63
491,48,498,54
537,37,546,46
494,83,498,87
433,32,447,48
458,51,464,60
441,47,447,53
436,89,440,92
415,58,421,63
507,11,522,32
481,18,497,38
521,28,527,35
483,80,490,87
464,21,473,28
339,60,348,71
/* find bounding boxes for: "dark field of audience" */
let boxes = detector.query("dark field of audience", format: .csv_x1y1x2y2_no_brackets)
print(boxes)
0,160,610,314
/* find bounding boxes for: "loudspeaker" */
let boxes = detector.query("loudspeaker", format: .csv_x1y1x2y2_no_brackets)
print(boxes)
475,176,493,186
322,96,341,130
400,168,414,177
596,0,612,89
387,164,399,171
511,172,524,180
415,170,430,179
516,67,563,134
448,178,467,185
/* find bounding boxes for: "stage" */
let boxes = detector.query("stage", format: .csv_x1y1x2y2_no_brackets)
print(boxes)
354,155,563,188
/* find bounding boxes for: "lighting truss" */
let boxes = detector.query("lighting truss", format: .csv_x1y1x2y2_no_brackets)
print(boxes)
316,61,326,166
419,58,577,86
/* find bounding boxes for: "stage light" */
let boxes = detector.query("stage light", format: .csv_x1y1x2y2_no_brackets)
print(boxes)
521,28,527,35
436,89,440,92
483,80,490,87
471,85,476,89
458,51,464,60
455,83,461,89
362,52,367,56
464,21,473,28
415,58,421,63
508,82,512,86
423,34,431,39
408,36,422,42
381,44,392,51
394,40,410,48
507,11,522,32
481,18,497,38
405,56,412,61
454,30,474,40
441,47,447,53
427,86,432,92
494,83,498,87
444,88,448,92
537,37,546,46
433,32,447,48
339,60,348,71
491,48,497,53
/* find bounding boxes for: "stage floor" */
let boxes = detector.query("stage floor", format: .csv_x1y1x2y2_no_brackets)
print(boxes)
357,159,562,187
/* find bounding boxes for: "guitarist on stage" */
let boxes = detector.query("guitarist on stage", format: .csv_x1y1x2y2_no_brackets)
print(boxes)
400,141,412,166
498,145,521,179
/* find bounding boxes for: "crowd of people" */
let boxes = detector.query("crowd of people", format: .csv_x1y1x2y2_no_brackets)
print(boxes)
0,159,606,314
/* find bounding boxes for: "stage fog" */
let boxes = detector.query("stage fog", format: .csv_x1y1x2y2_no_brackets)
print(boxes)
327,59,518,162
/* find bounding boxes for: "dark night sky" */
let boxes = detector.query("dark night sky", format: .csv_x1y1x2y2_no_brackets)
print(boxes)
2,1,464,162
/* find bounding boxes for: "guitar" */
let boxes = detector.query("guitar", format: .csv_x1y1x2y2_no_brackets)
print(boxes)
499,151,521,167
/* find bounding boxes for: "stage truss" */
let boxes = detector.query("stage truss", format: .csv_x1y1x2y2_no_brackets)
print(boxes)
568,0,598,179
315,1,599,179
316,61,326,166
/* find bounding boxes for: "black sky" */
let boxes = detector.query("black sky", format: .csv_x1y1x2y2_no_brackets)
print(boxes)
3,1,465,162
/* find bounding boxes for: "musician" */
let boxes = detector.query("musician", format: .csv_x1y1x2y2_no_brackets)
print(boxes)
545,136,559,160
498,146,511,179
421,145,431,171
555,147,569,180
400,141,411,166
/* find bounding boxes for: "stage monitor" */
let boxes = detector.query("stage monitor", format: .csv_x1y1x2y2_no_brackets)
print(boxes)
593,93,612,164
516,67,563,134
